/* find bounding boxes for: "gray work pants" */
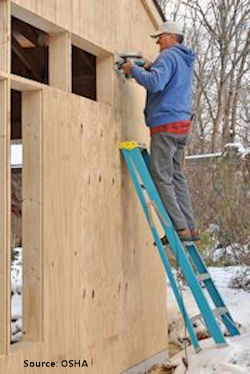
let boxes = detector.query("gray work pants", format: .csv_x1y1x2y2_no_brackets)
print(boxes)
150,132,196,231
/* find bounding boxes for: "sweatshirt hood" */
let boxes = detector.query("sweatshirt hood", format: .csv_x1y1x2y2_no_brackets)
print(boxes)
169,44,196,65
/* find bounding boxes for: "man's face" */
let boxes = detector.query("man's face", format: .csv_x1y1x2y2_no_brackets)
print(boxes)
156,33,177,51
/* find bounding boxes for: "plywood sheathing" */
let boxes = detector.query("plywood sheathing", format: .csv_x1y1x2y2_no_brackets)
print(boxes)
0,0,168,372
12,0,162,59
41,88,167,372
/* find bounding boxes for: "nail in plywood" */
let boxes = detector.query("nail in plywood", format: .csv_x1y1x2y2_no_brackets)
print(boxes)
0,79,11,355
22,90,42,342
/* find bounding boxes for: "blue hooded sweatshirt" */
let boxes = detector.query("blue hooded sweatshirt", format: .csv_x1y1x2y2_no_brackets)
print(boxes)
131,45,196,128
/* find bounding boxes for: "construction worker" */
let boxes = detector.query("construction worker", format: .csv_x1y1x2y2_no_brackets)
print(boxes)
122,21,199,243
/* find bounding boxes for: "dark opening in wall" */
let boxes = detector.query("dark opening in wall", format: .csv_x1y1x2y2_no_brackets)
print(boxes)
10,89,23,344
11,16,49,84
11,90,22,140
72,45,96,100
11,89,22,249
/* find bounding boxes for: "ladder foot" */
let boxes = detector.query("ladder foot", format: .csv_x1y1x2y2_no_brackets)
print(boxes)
216,342,228,348
194,347,202,353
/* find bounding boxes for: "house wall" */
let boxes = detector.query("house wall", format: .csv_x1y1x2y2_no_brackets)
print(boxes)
0,1,168,373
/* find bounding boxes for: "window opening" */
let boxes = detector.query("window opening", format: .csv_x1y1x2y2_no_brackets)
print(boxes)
10,89,23,344
72,45,96,100
11,16,49,84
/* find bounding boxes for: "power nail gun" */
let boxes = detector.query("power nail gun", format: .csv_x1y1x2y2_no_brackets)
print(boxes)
115,51,145,78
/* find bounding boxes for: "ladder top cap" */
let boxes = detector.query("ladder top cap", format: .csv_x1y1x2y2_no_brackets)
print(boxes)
119,141,147,150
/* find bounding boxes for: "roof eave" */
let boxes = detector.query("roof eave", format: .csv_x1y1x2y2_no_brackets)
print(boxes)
152,0,166,21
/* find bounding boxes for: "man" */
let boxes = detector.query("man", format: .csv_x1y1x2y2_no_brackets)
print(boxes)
122,21,199,242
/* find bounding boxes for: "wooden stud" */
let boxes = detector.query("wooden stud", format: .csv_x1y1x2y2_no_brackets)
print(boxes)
0,0,11,72
97,54,114,105
0,78,11,355
22,89,43,342
11,2,64,34
71,33,109,58
11,74,45,91
49,32,72,92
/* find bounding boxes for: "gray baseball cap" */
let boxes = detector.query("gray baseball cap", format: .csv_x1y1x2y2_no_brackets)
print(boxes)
150,21,184,38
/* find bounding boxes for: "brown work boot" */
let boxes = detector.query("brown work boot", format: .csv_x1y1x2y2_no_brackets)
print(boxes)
156,228,192,247
190,228,200,241
153,235,168,246
160,235,168,246
177,228,192,241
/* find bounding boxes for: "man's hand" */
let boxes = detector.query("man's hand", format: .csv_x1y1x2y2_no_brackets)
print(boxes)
122,61,133,75
143,58,153,70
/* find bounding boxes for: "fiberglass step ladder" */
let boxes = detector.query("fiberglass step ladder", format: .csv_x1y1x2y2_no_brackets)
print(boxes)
120,141,240,353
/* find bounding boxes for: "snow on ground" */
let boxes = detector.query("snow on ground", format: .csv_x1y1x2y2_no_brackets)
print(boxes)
222,143,250,158
173,334,250,374
11,247,22,343
185,142,250,161
11,144,23,167
11,245,250,371
167,266,250,374
208,244,248,263
186,152,222,160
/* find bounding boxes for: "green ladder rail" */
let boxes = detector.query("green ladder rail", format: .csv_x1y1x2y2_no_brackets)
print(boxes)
120,141,240,353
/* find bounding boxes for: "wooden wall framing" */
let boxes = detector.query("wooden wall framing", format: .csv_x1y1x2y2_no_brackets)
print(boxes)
22,90,42,342
0,78,11,356
0,83,43,352
49,32,71,92
1,0,43,352
0,0,10,72
0,1,167,372
0,0,11,356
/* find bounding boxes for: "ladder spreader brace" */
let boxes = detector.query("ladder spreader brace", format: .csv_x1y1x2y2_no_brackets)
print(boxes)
120,141,240,353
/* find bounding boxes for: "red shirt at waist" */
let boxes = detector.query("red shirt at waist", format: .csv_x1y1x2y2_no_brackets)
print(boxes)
150,120,191,136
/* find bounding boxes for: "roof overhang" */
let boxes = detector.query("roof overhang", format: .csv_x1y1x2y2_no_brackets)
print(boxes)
152,0,166,21
141,0,166,28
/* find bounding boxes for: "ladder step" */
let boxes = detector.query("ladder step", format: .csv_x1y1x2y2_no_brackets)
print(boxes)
191,307,228,324
197,273,211,282
120,143,240,350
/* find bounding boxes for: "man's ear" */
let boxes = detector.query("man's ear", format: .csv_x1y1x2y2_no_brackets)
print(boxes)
172,34,178,42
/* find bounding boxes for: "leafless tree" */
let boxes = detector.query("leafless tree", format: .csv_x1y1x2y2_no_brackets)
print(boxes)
157,0,167,14
156,0,250,153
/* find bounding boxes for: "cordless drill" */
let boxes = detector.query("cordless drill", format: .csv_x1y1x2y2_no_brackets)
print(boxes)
115,52,145,78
